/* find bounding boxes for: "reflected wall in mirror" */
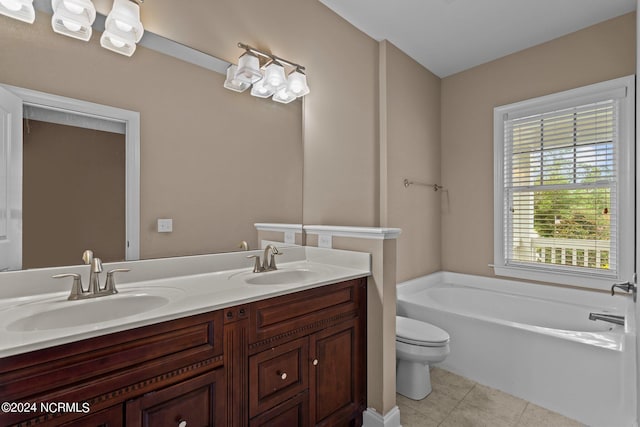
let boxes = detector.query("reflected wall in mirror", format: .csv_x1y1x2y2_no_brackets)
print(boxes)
0,9,303,271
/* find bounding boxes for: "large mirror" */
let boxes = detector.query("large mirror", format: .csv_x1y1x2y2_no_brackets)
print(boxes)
0,10,303,270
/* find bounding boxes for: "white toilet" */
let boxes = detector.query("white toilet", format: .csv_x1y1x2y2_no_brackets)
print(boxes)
396,316,450,400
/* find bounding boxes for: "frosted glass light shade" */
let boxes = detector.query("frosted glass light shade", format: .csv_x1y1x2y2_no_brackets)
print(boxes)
235,51,262,84
263,61,287,92
0,0,34,23
100,0,143,56
272,87,296,104
287,69,310,97
51,0,95,41
223,65,250,93
250,72,275,98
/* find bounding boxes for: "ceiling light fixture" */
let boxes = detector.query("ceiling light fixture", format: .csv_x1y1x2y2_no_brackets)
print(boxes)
0,0,34,23
51,0,95,41
100,0,144,56
224,42,309,103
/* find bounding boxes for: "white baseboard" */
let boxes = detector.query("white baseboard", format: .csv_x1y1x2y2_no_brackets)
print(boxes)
362,406,402,427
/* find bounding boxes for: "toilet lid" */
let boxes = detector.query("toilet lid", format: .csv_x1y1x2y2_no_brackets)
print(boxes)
396,316,449,345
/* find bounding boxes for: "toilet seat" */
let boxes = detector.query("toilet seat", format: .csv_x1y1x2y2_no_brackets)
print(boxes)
396,316,449,347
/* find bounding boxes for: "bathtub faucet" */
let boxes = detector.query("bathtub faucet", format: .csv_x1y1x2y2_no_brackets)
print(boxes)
588,312,625,326
611,279,637,302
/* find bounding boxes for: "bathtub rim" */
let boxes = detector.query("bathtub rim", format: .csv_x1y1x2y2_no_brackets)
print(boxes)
397,271,635,351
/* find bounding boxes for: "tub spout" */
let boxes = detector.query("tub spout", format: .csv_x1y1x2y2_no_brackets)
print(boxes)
588,312,625,326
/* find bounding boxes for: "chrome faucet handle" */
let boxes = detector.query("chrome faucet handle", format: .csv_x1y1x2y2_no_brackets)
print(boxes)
238,241,250,251
269,251,283,271
247,255,263,273
104,268,130,294
52,273,85,300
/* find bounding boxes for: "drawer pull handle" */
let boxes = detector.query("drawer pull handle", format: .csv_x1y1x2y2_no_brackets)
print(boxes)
312,359,319,366
178,421,187,427
277,371,287,380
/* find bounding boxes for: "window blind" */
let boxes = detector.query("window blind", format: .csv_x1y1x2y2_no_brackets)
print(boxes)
504,99,617,274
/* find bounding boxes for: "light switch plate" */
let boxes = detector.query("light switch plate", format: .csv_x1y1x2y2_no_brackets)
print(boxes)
157,218,173,233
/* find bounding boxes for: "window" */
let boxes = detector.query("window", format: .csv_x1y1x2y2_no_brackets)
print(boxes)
493,76,634,289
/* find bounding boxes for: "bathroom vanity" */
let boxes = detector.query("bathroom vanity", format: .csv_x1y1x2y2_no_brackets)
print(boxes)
0,247,369,426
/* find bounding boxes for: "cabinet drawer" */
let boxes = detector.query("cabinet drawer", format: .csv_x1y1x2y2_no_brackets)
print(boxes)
249,336,309,417
125,368,225,427
249,391,309,427
1,311,224,402
249,279,362,347
59,405,123,427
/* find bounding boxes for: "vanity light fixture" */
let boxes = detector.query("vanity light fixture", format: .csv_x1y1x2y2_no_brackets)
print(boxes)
224,42,310,103
51,0,96,41
223,64,250,93
100,0,144,56
0,0,35,23
235,50,262,84
250,71,275,98
286,67,310,97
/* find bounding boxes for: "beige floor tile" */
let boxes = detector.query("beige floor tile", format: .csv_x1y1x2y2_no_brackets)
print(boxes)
440,402,514,427
397,390,461,424
461,383,527,424
430,367,475,400
517,403,585,427
398,404,440,427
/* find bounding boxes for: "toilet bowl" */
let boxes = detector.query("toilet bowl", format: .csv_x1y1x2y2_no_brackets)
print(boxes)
396,316,450,400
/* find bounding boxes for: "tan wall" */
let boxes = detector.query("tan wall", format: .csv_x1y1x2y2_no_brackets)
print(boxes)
382,41,442,282
0,9,302,260
441,13,636,277
98,0,380,228
23,120,125,268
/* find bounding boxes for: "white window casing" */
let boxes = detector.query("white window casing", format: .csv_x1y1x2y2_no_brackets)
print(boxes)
493,76,634,290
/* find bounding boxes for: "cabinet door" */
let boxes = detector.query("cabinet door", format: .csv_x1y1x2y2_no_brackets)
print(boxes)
309,319,363,426
125,369,225,427
59,405,122,427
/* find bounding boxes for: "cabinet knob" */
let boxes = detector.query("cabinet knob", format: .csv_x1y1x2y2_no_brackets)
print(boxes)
277,370,287,380
178,421,187,427
312,359,319,366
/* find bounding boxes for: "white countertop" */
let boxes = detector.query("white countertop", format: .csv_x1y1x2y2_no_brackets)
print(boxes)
0,246,371,358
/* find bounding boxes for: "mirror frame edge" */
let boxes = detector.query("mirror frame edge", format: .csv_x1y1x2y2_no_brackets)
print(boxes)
1,83,141,263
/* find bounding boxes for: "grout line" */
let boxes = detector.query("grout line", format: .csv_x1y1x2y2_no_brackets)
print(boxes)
514,402,530,426
436,381,477,426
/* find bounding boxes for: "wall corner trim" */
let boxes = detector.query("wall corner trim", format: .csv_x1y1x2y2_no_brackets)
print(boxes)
362,406,402,427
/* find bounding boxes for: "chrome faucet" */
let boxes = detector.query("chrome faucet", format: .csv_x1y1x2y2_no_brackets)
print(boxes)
611,279,637,302
53,250,130,300
246,244,282,273
262,244,280,271
589,312,625,326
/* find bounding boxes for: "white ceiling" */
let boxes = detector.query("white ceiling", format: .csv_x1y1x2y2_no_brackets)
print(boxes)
319,0,637,77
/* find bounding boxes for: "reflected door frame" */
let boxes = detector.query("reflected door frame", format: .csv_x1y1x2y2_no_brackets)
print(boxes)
1,84,140,263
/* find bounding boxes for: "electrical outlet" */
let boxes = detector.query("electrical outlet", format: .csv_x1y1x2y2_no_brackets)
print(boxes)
157,218,173,233
284,231,295,244
318,234,332,248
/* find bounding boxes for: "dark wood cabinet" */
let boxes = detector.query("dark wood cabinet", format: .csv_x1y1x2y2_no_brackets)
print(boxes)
241,278,367,426
310,319,362,426
1,277,366,427
58,405,122,427
125,368,225,427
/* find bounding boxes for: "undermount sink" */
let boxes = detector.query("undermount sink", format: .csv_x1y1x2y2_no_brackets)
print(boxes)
7,288,183,332
244,269,320,285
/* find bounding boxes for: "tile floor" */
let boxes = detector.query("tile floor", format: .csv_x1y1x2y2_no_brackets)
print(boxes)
397,368,584,427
